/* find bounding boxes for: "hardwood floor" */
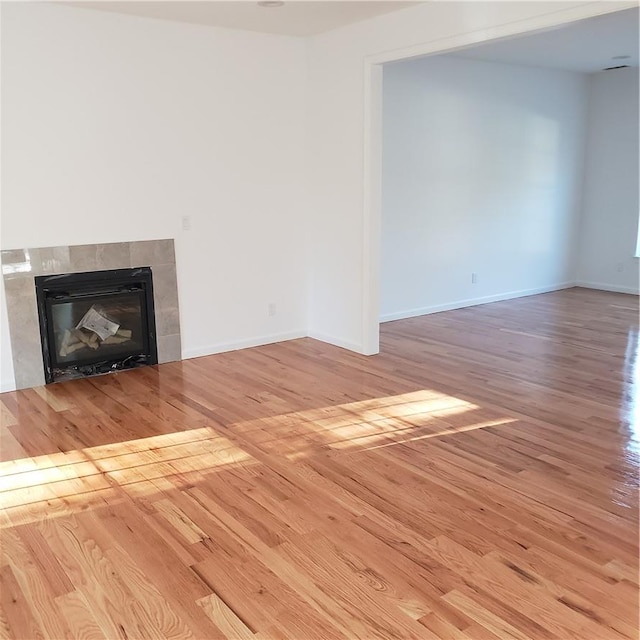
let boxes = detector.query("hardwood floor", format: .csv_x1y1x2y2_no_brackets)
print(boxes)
0,287,638,639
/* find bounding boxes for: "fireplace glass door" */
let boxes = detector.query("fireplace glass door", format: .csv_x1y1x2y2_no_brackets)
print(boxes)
35,267,158,383
50,290,147,366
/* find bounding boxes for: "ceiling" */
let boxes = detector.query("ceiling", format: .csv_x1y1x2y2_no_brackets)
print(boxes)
67,1,420,37
450,7,639,74
58,2,640,68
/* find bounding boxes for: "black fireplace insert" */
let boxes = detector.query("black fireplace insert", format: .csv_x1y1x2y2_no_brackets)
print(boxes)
35,267,158,383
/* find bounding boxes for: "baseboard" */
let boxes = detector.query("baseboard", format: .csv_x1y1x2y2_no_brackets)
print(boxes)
380,282,576,323
307,331,364,354
183,330,307,360
0,379,16,394
575,281,639,295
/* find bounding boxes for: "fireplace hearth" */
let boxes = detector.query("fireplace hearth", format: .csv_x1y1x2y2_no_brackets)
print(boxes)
35,267,158,383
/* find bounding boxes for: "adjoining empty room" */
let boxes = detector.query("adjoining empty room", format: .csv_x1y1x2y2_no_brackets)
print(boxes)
1,2,638,639
380,8,639,323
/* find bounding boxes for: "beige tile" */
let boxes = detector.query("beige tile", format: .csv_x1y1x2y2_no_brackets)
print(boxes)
157,333,181,364
7,289,38,326
68,245,98,272
39,246,72,275
1,248,28,266
3,272,43,388
156,307,181,337
9,323,44,391
3,275,36,299
14,354,46,389
130,239,175,267
1,248,42,278
96,243,130,270
152,263,179,310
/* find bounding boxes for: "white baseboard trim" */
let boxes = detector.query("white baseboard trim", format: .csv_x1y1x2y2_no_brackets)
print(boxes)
307,331,364,354
0,380,16,394
183,330,307,360
380,282,576,323
575,281,639,295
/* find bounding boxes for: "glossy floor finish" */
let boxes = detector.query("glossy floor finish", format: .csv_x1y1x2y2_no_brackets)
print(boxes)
0,287,638,639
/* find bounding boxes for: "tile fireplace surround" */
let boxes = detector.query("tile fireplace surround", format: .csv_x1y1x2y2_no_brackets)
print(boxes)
2,240,181,390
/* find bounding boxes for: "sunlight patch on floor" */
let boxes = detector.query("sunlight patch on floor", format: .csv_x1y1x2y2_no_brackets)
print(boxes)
359,417,518,451
0,389,518,524
229,389,515,460
0,426,253,526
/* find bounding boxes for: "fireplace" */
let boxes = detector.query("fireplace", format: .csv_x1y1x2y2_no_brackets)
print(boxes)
2,240,180,390
35,267,158,383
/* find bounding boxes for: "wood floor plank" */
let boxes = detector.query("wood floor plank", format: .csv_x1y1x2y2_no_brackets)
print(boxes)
54,590,107,640
197,593,255,640
0,288,637,638
0,564,45,640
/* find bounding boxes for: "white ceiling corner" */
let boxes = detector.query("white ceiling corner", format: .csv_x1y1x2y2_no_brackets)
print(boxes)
64,1,423,37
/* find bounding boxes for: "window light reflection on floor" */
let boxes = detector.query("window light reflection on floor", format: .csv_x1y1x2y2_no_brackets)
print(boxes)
0,427,252,526
0,389,518,526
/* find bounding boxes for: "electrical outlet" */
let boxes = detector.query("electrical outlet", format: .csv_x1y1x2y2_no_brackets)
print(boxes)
268,303,276,317
181,216,191,231
616,262,624,273
471,272,478,284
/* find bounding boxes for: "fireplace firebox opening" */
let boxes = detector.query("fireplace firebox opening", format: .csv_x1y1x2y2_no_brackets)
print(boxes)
35,267,158,383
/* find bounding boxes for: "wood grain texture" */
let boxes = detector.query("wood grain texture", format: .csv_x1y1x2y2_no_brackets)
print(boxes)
0,287,638,639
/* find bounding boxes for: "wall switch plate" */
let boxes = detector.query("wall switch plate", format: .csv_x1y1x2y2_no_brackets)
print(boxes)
471,272,478,284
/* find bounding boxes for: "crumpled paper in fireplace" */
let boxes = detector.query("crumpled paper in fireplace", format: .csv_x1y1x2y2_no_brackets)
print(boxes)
76,305,120,341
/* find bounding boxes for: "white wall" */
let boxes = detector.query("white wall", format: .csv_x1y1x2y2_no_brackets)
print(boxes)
380,56,588,321
0,5,13,393
1,2,308,389
576,66,640,294
2,1,635,390
305,1,636,353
